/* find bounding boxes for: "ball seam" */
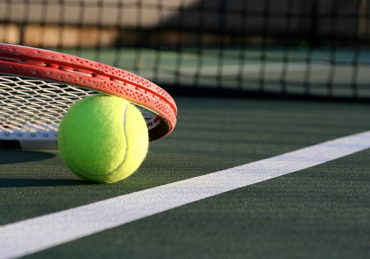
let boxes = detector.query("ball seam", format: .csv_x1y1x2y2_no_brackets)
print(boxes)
103,102,130,176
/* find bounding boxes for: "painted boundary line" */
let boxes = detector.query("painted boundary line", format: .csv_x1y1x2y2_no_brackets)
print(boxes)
1,131,370,258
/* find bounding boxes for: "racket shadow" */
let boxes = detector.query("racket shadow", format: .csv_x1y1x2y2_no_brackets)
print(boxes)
0,178,90,188
0,150,90,187
0,150,55,164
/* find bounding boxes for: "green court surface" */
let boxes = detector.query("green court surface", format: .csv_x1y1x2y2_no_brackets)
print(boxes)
1,97,370,258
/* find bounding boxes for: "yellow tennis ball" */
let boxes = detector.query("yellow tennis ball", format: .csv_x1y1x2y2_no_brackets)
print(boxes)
58,94,149,183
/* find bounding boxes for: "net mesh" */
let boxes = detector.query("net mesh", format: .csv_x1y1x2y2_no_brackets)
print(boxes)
1,0,370,99
1,0,370,142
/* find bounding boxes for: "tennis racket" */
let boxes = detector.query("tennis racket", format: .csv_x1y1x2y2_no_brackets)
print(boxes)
0,43,177,150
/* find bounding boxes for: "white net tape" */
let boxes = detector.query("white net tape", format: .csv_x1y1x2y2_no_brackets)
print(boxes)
0,73,158,147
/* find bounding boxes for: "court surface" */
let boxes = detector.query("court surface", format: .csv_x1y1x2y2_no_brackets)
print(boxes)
1,97,370,258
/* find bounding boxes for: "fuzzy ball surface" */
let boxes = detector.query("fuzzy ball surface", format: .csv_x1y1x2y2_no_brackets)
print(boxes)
58,94,149,183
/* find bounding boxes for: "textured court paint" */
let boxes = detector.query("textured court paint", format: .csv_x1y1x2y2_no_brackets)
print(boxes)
1,131,370,258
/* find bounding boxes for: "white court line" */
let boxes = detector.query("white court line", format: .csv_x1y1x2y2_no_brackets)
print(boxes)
1,131,370,258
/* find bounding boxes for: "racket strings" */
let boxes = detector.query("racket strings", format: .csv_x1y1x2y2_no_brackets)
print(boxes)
0,74,158,140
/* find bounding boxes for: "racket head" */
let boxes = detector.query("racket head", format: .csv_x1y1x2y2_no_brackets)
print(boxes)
0,43,177,150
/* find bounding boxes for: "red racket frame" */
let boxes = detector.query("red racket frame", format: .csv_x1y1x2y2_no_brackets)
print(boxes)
0,43,177,141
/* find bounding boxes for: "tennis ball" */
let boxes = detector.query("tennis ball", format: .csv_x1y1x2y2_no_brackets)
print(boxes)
58,94,149,183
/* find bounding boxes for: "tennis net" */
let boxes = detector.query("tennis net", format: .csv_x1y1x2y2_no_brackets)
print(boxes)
1,0,370,100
